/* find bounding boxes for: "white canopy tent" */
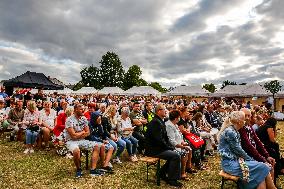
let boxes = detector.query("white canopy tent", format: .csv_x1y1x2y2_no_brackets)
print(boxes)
166,85,210,96
124,86,161,96
73,87,97,95
98,87,124,95
211,84,272,97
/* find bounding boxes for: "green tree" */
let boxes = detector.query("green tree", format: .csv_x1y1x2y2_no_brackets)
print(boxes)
99,52,125,88
221,80,237,89
80,65,101,89
149,82,167,93
123,65,144,90
264,80,282,110
202,83,216,93
73,81,84,91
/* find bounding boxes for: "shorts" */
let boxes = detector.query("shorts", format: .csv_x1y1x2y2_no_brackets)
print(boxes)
66,140,102,152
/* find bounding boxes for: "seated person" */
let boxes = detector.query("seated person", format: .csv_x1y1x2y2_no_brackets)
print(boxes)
38,101,57,149
239,108,276,182
7,99,25,141
165,110,193,180
89,111,114,173
117,107,138,162
52,106,74,145
23,101,41,154
257,117,284,178
145,103,182,187
102,105,126,164
129,102,147,154
0,98,10,131
218,111,276,189
65,104,103,177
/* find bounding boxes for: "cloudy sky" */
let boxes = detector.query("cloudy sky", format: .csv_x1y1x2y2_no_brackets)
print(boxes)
0,0,283,88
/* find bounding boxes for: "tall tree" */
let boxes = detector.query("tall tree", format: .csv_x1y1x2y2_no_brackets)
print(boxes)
221,80,237,89
99,52,125,88
264,80,282,110
202,83,216,93
80,65,101,89
123,65,143,90
149,82,167,93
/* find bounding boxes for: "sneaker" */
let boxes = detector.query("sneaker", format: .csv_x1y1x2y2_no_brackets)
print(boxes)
108,162,113,168
130,156,136,162
90,169,104,176
75,169,83,178
133,155,139,162
112,157,122,164
101,166,114,174
24,148,30,154
29,148,34,153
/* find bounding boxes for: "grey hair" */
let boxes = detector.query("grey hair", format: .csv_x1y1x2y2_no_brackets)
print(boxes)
121,107,130,115
217,111,245,142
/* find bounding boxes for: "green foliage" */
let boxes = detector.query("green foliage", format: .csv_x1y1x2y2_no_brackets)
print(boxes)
99,52,125,89
123,65,146,90
79,51,168,91
72,81,84,91
80,65,101,88
264,80,282,97
149,82,167,93
221,80,237,89
202,83,216,93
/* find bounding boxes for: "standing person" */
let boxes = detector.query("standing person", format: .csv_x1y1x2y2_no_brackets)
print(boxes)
145,103,182,187
218,111,276,189
65,104,102,177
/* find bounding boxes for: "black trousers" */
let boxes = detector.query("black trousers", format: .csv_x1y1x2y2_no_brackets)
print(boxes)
155,150,181,180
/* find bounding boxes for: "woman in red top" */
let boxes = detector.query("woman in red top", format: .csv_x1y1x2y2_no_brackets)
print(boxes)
84,102,96,121
52,106,74,145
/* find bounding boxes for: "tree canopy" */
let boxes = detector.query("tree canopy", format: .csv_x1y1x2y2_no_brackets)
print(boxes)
202,83,216,93
78,51,165,92
221,80,237,89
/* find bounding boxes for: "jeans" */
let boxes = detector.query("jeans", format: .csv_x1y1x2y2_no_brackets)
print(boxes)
107,137,126,158
122,135,138,156
26,129,38,145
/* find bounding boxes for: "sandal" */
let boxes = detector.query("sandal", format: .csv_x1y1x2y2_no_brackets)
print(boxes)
181,176,190,181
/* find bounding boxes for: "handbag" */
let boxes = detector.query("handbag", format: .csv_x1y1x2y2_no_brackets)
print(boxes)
184,132,204,149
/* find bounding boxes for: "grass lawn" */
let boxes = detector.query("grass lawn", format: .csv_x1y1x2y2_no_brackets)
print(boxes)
1,122,284,189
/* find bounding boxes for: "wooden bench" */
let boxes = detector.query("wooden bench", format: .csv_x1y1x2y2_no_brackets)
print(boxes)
140,156,161,186
219,170,241,189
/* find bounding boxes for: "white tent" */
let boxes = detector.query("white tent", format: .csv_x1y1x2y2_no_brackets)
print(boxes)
98,87,124,95
166,86,210,96
240,84,271,97
211,84,272,97
74,87,97,94
55,88,74,94
210,85,248,97
124,86,161,96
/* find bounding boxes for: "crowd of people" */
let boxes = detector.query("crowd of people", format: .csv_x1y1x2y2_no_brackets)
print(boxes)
0,86,283,188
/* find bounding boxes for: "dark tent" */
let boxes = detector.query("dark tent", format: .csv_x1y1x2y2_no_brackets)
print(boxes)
3,71,64,95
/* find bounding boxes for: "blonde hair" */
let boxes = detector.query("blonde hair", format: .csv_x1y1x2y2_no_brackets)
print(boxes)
65,106,74,117
103,105,117,125
27,101,37,111
217,111,245,142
